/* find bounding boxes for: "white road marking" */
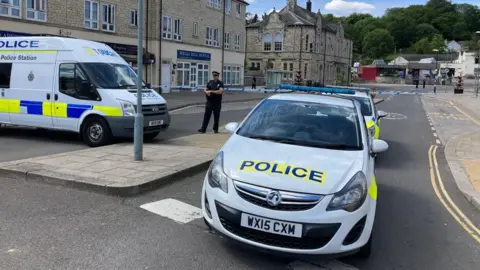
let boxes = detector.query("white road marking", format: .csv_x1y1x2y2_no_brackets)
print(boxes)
140,198,203,224
433,133,438,137
431,127,435,131
436,139,441,145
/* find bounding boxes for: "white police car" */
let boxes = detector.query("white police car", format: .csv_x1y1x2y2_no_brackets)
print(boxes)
201,92,389,258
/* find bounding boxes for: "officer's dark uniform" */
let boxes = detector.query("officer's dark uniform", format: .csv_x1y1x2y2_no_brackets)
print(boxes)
198,71,224,133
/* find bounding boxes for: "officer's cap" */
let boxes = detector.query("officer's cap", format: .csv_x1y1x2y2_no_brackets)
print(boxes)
212,71,220,76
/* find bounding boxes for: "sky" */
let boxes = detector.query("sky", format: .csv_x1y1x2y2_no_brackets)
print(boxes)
245,0,480,18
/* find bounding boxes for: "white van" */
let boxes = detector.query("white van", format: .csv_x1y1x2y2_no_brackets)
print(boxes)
0,37,170,147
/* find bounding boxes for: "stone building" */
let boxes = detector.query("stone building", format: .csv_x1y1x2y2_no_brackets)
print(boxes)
0,0,248,90
246,0,353,85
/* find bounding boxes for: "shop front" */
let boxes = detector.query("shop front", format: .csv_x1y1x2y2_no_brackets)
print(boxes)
173,49,212,89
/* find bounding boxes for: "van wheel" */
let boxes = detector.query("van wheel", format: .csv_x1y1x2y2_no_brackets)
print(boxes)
144,131,160,141
356,231,373,259
81,116,112,147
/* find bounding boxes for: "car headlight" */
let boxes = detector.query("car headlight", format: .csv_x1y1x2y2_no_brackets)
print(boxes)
118,99,136,116
368,125,376,137
327,172,367,212
207,151,228,193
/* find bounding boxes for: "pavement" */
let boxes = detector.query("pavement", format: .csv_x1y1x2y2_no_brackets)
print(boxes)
421,92,480,211
1,93,480,269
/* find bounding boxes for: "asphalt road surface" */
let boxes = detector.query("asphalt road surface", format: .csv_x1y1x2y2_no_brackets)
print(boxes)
0,101,257,162
1,94,480,269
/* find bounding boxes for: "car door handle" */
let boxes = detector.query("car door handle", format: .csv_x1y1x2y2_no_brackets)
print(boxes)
46,93,50,100
54,94,58,101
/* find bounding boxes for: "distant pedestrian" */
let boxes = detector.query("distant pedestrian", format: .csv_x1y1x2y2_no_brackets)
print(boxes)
252,76,256,89
198,71,224,134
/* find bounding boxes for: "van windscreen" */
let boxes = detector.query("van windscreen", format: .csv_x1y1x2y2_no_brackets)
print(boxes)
81,63,145,89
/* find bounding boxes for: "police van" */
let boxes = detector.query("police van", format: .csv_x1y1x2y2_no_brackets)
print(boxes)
0,37,170,147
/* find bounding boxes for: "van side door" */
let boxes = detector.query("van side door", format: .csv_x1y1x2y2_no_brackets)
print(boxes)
0,63,12,124
54,62,101,131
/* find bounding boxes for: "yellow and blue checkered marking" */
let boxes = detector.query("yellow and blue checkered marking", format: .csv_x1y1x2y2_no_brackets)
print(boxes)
1,99,121,117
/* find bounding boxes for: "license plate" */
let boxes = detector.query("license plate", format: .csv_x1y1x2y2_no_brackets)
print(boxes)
240,213,302,238
149,120,163,126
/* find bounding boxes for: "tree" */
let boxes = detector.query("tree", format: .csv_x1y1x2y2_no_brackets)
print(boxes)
352,17,385,53
415,23,438,40
262,12,268,21
362,29,395,58
411,34,446,54
384,9,417,49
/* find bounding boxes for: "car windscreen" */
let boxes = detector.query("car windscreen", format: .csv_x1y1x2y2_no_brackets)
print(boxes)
237,99,363,150
349,96,372,116
80,63,146,89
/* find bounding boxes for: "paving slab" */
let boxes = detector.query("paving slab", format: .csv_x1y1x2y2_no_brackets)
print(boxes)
0,130,230,196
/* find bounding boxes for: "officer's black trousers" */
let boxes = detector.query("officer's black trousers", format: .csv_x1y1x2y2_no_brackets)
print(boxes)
200,101,221,131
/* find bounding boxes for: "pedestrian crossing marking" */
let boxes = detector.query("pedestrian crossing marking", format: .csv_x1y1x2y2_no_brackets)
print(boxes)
140,198,202,224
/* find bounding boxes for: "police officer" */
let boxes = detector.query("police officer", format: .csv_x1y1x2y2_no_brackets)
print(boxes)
198,71,224,133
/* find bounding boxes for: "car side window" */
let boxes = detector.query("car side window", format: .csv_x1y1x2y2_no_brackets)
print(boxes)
59,63,99,100
0,63,13,88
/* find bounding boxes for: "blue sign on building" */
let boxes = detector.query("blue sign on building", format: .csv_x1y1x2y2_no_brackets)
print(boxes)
177,50,211,61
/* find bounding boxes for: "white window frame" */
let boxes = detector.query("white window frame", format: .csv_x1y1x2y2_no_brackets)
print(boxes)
214,0,220,9
101,3,116,32
193,22,199,37
0,0,21,18
205,26,219,47
129,9,137,26
197,63,210,87
225,0,230,15
173,18,183,41
234,33,240,51
25,0,46,22
223,64,241,85
273,32,282,51
84,0,99,29
235,2,241,17
206,0,213,7
162,15,172,39
176,62,191,87
224,32,231,49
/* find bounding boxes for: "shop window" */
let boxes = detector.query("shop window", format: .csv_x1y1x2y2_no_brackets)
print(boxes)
223,65,241,85
84,0,99,29
176,62,190,87
198,64,210,86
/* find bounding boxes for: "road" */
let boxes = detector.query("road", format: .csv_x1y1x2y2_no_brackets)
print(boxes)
0,101,257,162
1,92,479,269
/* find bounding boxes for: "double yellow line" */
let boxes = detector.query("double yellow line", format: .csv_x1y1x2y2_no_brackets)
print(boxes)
428,145,480,244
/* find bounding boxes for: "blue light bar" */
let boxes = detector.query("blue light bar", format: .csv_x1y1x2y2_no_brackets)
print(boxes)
279,84,356,95
326,85,371,92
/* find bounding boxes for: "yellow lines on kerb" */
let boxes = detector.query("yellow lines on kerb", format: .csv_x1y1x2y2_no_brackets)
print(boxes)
428,145,480,244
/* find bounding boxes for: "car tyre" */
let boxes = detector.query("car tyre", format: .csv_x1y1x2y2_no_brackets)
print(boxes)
356,231,373,259
144,131,160,141
82,116,112,147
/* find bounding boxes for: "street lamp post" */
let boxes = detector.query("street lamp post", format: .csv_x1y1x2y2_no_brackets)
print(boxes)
475,31,480,97
133,0,144,161
433,49,439,94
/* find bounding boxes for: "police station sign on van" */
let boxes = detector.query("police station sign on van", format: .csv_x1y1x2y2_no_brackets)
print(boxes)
0,40,41,61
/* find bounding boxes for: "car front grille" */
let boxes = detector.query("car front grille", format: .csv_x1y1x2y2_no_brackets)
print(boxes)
233,181,324,211
135,104,168,116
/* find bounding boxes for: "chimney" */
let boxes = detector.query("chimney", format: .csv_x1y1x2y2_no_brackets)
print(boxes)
306,0,312,11
287,0,297,10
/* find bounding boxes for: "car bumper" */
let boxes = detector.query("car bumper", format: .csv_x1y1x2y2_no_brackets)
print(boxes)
202,176,376,256
105,113,171,138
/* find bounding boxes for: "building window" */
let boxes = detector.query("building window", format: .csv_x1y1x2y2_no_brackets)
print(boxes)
235,2,241,17
234,33,240,51
207,0,220,9
173,18,183,41
162,16,172,39
193,22,199,37
223,65,241,85
274,32,282,51
283,63,288,78
305,35,309,50
225,0,230,15
101,3,115,32
25,0,46,21
206,26,219,47
224,32,231,49
263,33,271,51
198,63,210,86
129,9,137,26
176,62,191,87
214,0,220,8
84,0,99,29
289,63,293,79
0,0,20,18
304,63,308,79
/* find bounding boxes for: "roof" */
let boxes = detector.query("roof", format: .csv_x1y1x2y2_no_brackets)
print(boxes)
246,4,346,36
400,53,458,62
236,0,250,5
268,93,355,108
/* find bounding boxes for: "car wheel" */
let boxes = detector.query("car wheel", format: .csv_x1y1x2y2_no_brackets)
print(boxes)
81,116,112,147
144,131,160,141
356,231,373,259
